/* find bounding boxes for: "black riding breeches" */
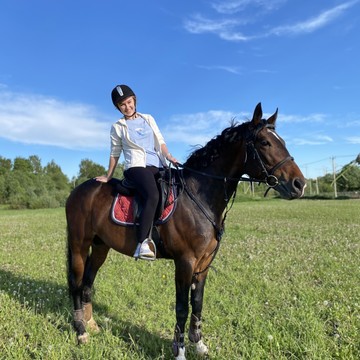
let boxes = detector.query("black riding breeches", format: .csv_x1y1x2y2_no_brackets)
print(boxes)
124,166,161,243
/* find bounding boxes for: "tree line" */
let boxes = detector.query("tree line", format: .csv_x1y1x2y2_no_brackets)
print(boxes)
0,155,124,209
0,154,359,209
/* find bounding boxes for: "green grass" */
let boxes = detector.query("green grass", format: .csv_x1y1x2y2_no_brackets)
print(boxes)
0,200,359,359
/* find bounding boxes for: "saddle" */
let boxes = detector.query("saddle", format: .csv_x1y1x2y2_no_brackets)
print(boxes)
110,168,177,227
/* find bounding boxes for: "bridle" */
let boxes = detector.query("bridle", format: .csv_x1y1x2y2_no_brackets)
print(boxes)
179,122,294,193
245,123,294,192
175,121,294,279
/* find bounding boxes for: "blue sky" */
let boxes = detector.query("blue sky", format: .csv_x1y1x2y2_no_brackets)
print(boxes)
0,0,359,179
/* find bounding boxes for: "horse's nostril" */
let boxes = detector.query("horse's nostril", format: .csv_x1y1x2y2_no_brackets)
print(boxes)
293,178,304,191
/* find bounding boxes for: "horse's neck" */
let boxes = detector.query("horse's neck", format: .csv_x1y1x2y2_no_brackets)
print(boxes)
184,139,247,217
185,166,241,217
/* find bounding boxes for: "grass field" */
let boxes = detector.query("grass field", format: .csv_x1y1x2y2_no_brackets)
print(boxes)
0,199,359,359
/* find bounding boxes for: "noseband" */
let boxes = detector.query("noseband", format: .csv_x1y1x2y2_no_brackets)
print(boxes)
246,123,294,190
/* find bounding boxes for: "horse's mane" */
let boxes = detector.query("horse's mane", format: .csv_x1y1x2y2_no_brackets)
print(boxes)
184,120,249,169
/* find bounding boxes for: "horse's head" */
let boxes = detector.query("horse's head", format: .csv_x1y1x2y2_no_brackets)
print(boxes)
244,103,306,199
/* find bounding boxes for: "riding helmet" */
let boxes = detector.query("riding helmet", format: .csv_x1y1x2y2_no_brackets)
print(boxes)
111,85,136,108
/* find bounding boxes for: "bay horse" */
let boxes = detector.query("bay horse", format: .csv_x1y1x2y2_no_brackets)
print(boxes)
66,103,306,359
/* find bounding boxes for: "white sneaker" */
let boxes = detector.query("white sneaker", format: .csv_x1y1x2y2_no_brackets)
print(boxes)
133,241,155,260
140,242,155,258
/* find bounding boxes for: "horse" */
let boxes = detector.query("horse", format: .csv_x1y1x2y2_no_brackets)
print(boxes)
66,103,306,360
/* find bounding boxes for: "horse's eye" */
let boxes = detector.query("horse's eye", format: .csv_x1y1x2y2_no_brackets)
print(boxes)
260,140,269,146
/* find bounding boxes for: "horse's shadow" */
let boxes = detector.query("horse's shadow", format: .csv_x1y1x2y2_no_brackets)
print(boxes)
0,268,174,358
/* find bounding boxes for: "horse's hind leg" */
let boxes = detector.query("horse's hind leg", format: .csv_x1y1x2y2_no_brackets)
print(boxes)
82,237,110,332
67,243,89,344
189,272,209,356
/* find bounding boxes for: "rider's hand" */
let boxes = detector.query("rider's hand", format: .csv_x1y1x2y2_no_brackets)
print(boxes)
94,175,109,183
166,154,179,166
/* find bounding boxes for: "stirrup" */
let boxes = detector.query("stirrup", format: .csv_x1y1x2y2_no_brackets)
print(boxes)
133,238,156,261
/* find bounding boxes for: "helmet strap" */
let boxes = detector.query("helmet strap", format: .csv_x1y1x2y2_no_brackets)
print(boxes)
124,110,137,119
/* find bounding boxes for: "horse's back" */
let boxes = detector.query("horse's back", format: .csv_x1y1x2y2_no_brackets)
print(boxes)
66,179,113,225
67,178,97,208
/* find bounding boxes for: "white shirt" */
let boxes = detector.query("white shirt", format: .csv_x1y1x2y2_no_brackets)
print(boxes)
110,112,167,170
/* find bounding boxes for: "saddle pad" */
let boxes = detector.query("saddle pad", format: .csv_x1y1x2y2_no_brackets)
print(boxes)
111,187,176,226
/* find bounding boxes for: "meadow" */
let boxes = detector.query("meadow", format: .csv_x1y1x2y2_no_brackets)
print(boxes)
0,199,359,359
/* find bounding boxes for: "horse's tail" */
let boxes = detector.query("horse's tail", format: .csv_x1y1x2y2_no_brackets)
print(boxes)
66,225,73,298
65,179,100,298
65,183,83,299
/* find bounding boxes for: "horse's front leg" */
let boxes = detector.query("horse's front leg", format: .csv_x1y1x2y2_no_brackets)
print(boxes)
189,272,209,356
173,259,193,360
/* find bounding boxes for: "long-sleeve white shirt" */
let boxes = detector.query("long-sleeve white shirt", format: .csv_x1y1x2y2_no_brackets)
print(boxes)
110,112,167,170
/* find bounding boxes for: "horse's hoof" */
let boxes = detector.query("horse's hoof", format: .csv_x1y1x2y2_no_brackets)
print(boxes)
195,340,208,356
87,317,100,333
174,346,186,360
77,332,89,344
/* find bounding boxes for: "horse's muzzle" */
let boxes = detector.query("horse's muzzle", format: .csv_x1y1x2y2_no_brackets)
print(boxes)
276,177,306,199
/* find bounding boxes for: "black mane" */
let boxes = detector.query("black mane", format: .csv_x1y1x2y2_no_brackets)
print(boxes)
184,120,249,169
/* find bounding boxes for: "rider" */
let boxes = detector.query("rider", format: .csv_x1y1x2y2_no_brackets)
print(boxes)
95,85,179,260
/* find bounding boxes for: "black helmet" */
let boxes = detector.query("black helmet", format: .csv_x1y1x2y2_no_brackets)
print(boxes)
111,85,135,108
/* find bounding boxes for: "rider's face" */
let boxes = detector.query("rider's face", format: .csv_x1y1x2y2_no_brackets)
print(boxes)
118,96,136,117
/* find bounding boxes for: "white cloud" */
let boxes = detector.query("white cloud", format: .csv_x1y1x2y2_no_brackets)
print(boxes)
253,69,277,74
163,110,244,145
183,14,252,41
316,135,333,142
212,0,287,14
164,109,333,148
1,88,355,157
291,134,333,146
0,89,249,152
198,64,243,74
0,90,110,150
184,15,239,34
270,1,358,36
346,136,360,144
278,113,327,123
184,1,358,41
342,119,360,127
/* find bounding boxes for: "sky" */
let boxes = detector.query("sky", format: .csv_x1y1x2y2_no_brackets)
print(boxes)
0,0,359,180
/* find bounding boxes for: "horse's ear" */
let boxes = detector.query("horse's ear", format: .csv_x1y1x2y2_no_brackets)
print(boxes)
251,102,262,126
267,108,278,125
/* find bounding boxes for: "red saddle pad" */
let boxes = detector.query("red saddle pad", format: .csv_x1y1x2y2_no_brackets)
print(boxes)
111,188,176,226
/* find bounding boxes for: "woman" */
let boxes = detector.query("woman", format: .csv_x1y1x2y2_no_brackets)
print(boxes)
95,85,178,260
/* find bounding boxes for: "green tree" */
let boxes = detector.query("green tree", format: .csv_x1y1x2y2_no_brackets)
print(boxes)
42,160,71,207
0,156,12,175
0,174,5,203
29,155,43,174
337,164,360,191
79,159,106,179
0,157,12,202
113,162,125,179
1,156,72,208
317,174,333,193
44,160,70,191
76,159,106,185
13,157,33,173
4,171,33,209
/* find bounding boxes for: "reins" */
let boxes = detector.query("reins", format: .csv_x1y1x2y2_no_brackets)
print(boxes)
169,122,294,278
175,166,237,279
178,164,266,185
177,167,234,239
